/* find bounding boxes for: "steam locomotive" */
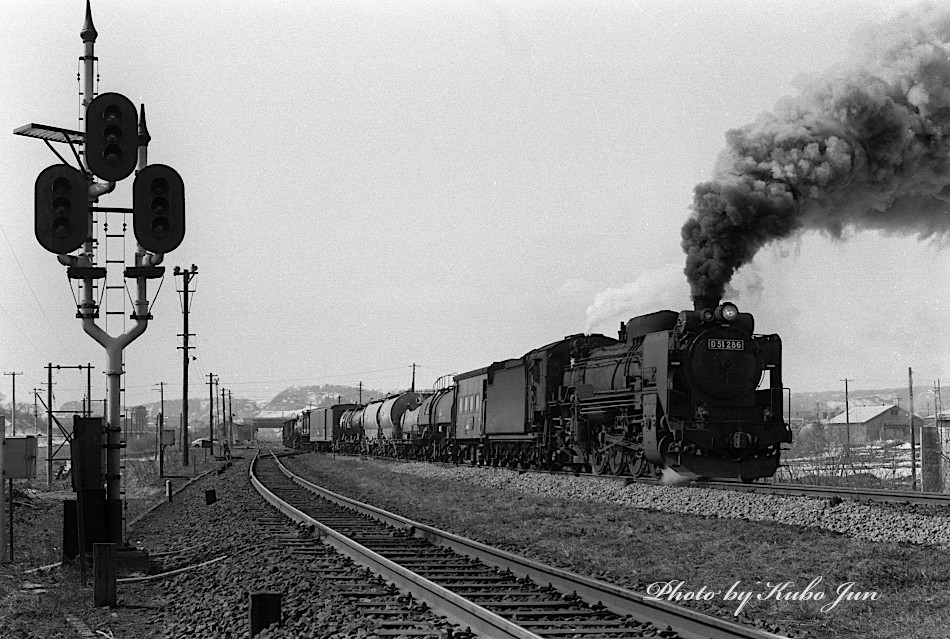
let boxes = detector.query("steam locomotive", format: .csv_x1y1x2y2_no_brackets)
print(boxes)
284,299,791,480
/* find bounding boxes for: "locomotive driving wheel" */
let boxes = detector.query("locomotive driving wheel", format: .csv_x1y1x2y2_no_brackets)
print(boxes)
608,447,626,475
591,446,609,475
626,451,649,477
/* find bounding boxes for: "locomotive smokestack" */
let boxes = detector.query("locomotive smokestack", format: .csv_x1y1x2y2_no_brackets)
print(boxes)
693,295,719,311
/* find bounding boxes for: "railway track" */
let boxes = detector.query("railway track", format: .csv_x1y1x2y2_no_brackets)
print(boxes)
251,451,789,639
345,452,950,509
694,479,950,507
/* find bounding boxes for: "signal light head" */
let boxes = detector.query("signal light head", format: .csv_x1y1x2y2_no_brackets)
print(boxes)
35,164,88,254
85,92,137,182
133,164,185,254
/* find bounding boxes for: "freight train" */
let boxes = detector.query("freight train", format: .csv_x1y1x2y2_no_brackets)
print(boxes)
283,299,792,480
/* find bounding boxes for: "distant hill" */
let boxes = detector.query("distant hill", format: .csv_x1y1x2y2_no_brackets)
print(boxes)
262,384,387,413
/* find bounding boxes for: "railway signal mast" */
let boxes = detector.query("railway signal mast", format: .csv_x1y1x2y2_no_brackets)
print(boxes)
16,1,186,545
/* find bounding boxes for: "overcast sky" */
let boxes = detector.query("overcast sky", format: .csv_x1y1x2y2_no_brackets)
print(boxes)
1,0,948,410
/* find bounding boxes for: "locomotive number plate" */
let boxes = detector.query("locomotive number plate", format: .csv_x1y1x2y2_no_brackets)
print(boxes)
708,339,744,351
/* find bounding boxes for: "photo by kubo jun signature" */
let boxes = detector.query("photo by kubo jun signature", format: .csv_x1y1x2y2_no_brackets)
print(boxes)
645,577,880,616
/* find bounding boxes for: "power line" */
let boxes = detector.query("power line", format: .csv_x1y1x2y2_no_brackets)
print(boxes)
0,221,67,349
174,265,197,465
0,303,50,359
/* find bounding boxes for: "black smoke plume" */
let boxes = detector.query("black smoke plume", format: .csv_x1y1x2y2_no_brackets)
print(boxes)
682,4,950,300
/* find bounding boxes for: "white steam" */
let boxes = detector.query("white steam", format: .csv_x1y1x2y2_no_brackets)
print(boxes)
584,265,691,334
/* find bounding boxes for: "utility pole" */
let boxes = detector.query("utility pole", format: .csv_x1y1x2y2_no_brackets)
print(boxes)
220,385,226,447
207,373,215,453
227,390,233,446
155,381,165,467
841,378,852,454
909,368,916,491
3,372,22,435
33,389,40,436
934,380,939,425
215,377,221,451
43,364,93,485
175,265,197,464
359,382,363,404
47,364,53,485
85,363,92,417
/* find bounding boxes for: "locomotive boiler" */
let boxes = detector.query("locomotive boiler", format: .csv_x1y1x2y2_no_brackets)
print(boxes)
561,298,791,480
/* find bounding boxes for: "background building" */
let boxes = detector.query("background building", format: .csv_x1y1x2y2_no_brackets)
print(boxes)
827,404,924,444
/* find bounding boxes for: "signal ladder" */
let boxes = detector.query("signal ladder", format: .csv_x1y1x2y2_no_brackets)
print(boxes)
94,208,130,538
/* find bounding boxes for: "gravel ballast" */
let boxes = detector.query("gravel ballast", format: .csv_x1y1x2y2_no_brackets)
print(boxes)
285,453,950,639
383,462,950,547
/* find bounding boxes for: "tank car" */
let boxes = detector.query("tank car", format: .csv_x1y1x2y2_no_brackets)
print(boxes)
361,391,424,457
401,385,454,460
560,298,791,480
339,406,365,454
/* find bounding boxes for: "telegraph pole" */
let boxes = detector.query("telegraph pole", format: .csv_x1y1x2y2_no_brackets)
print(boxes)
207,373,216,452
228,390,233,446
175,265,197,464
3,372,22,435
215,377,222,451
84,363,92,417
909,368,916,490
841,378,852,454
33,389,40,436
154,381,165,466
219,384,226,448
47,365,53,485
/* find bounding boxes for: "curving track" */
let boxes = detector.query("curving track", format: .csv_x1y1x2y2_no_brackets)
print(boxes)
251,451,790,639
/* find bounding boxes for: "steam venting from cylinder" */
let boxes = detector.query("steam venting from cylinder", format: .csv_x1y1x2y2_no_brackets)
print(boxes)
681,5,950,301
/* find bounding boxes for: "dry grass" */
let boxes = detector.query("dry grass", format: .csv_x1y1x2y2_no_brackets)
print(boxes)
0,452,220,639
0,566,90,639
286,454,950,639
123,452,217,521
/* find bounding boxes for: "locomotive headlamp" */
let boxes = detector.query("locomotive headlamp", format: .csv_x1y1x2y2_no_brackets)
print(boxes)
701,309,715,322
716,303,739,322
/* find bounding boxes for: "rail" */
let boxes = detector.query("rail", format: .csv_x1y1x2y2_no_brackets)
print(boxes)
251,450,789,639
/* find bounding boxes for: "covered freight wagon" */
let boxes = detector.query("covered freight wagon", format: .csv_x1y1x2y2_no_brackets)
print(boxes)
308,404,359,452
